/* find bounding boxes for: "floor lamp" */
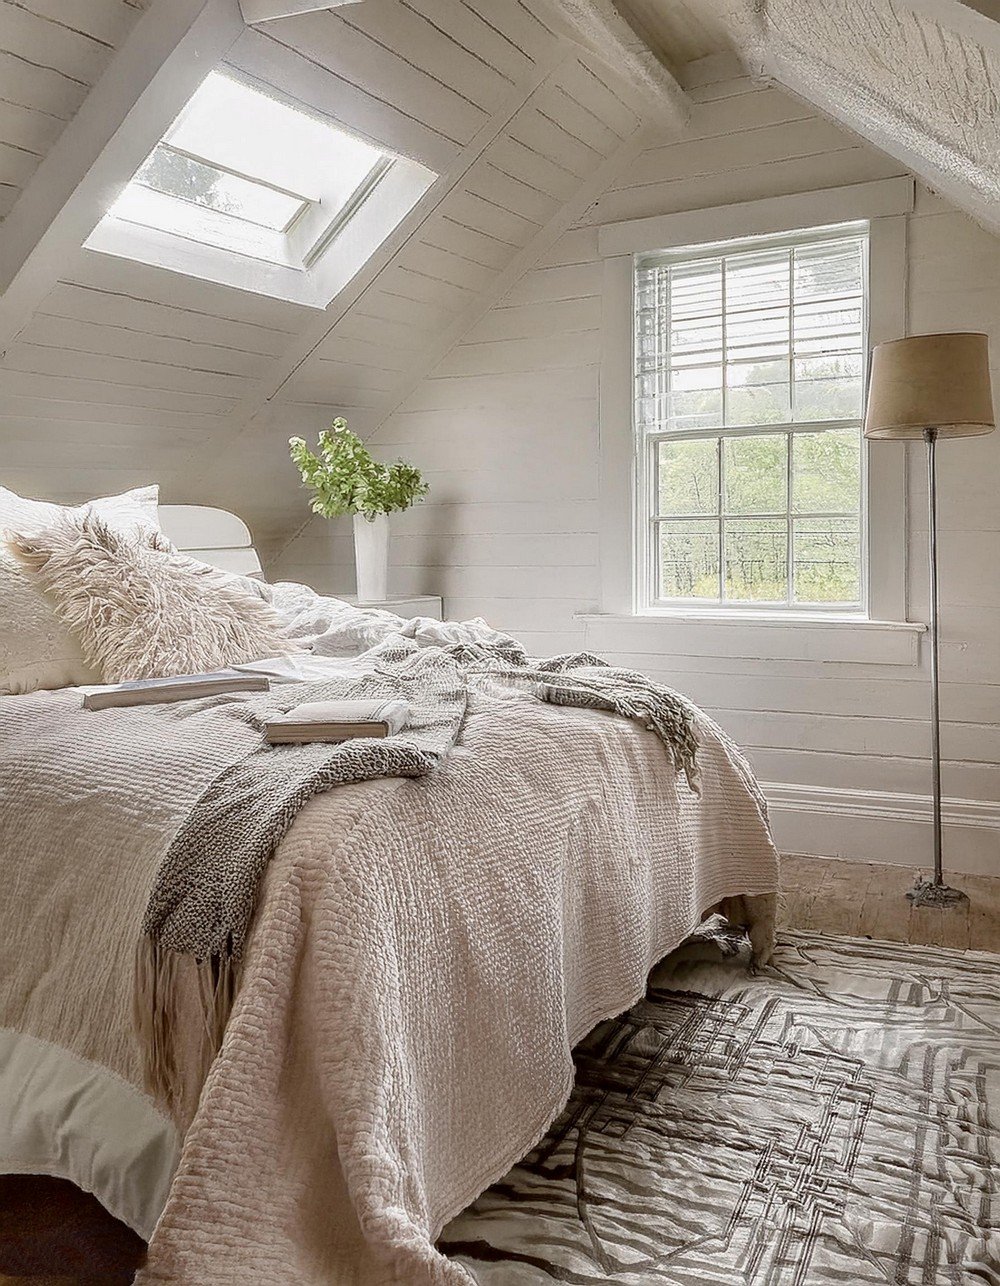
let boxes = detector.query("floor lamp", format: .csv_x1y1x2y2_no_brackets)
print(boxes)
864,332,995,908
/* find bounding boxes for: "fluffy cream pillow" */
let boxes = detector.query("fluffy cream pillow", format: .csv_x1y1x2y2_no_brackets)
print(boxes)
0,484,163,695
10,515,300,684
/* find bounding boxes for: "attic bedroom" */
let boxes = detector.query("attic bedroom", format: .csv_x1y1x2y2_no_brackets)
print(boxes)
0,1,998,1283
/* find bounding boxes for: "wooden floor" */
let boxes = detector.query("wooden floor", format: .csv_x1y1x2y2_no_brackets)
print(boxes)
2,854,998,1286
779,853,1000,952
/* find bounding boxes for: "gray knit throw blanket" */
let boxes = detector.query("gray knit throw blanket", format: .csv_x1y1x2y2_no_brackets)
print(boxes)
136,639,699,1107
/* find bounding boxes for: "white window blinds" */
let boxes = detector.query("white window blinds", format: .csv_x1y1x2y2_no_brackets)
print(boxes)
633,225,868,610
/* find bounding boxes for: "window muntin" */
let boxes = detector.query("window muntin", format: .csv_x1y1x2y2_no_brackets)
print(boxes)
635,225,868,611
108,71,389,267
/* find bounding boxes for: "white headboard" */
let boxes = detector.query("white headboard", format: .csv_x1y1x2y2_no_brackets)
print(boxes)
158,504,263,577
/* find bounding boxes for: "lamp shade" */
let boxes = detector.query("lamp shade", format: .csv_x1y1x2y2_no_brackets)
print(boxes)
864,332,995,440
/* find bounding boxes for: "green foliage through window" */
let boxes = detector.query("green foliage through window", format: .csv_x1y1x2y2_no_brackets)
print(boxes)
638,227,867,608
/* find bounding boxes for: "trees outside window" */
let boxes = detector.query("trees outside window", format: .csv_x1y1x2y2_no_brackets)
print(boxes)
635,227,867,609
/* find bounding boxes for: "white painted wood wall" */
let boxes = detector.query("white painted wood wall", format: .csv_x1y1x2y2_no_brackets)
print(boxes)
0,0,148,220
274,57,1000,876
0,1,645,560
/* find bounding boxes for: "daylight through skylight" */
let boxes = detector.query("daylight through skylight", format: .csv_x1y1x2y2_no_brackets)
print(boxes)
108,71,389,265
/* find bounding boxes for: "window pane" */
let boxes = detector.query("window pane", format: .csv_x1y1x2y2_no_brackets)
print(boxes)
657,519,720,599
167,72,382,204
793,354,864,421
724,518,788,602
793,517,860,603
134,147,303,230
669,259,722,321
794,237,863,301
657,439,719,515
726,247,790,312
670,364,723,429
726,358,790,426
724,434,787,514
792,429,861,513
792,297,863,356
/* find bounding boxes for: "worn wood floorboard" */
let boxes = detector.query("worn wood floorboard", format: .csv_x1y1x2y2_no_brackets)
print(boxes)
3,854,998,1285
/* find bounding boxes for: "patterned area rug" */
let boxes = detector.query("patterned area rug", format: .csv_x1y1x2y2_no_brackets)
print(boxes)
440,932,1000,1284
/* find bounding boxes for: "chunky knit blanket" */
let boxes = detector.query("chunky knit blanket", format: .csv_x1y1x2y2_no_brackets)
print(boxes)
138,638,702,1106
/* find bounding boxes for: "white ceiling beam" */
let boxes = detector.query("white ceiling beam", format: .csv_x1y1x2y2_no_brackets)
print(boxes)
0,0,246,355
545,0,690,129
239,0,363,22
763,34,1000,238
897,0,1000,54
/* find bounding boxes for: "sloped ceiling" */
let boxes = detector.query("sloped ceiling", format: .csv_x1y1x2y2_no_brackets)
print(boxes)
0,0,149,220
1,0,998,563
0,0,659,558
616,0,1000,235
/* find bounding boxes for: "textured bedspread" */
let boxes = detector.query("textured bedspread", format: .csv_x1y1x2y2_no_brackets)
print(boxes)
138,684,776,1283
0,592,779,1283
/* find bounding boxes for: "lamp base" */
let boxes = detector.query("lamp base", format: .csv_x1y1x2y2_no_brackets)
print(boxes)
906,878,969,908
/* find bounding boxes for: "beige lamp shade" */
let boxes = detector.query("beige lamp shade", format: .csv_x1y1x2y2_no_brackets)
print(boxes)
864,332,995,440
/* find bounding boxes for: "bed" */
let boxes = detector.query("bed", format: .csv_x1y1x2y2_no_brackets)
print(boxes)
0,502,779,1285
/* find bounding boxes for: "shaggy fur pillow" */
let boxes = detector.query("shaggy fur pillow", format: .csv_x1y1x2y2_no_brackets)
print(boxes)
10,515,301,684
0,484,162,694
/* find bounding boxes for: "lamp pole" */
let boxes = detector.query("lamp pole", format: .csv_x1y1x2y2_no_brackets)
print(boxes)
907,427,967,907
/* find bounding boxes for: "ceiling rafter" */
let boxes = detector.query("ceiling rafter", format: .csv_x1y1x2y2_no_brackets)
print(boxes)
0,0,247,359
758,22,1000,237
620,0,1000,239
896,0,1000,54
239,0,364,23
542,0,691,130
202,41,575,449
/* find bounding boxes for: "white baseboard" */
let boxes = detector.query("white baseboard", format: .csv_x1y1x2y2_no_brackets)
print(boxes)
762,781,1000,877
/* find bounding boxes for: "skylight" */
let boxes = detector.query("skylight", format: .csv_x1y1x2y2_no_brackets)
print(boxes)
132,148,307,231
104,71,390,267
87,68,437,308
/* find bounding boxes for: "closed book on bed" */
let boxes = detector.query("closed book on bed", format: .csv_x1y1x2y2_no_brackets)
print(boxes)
83,670,270,710
265,698,409,744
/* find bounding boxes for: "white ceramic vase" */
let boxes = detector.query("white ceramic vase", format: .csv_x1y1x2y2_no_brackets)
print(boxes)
353,512,389,602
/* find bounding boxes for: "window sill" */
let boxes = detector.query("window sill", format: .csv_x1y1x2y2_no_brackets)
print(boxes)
576,612,925,666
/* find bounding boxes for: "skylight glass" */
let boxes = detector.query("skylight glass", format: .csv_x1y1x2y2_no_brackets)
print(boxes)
107,71,389,265
132,146,306,230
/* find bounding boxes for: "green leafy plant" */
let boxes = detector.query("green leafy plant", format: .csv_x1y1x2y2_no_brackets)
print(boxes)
289,419,428,521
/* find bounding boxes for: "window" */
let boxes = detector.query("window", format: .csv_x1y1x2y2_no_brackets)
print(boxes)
85,69,436,308
634,223,868,612
106,71,390,267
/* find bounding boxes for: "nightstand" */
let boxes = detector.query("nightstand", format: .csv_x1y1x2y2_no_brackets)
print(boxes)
340,595,443,621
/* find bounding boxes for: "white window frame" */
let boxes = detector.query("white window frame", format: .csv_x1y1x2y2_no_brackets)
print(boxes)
594,179,917,656
634,221,870,615
85,69,435,309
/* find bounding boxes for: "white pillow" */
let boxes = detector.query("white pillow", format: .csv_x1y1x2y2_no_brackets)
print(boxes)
0,484,162,695
10,514,300,684
0,483,160,538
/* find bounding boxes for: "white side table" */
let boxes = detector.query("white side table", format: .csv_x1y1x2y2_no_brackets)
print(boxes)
339,595,443,621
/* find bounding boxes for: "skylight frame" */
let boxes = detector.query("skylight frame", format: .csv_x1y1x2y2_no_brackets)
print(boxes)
99,69,398,271
85,65,438,309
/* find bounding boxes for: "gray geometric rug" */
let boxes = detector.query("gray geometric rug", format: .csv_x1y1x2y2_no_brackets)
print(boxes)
440,932,1000,1284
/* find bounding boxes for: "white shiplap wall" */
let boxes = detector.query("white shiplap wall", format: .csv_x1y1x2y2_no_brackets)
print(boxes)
2,1,642,559
0,0,148,220
274,58,1000,875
